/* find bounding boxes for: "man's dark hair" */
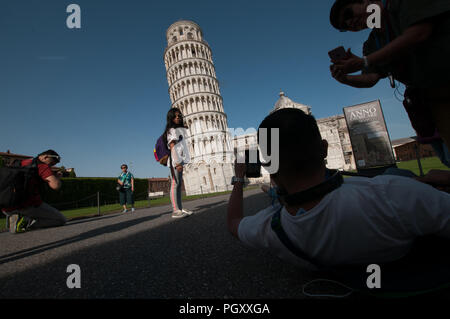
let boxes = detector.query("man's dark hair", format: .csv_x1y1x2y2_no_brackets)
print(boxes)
38,149,60,164
258,108,326,177
38,149,60,157
330,0,364,31
163,107,186,146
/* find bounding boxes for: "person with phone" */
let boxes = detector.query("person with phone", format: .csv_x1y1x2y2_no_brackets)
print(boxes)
227,108,450,280
329,0,450,152
329,27,450,168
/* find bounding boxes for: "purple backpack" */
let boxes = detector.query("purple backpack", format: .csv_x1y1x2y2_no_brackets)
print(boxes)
154,135,170,166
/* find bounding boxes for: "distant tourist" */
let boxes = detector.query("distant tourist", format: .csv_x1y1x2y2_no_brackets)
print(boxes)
117,164,135,213
163,108,193,218
227,109,450,284
1,150,67,233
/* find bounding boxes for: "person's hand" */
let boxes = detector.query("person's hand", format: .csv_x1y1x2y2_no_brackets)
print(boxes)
332,49,364,75
176,164,183,173
234,162,246,179
261,184,270,194
416,169,450,192
330,64,349,84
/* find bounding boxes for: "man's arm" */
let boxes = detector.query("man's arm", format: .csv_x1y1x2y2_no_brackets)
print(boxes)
227,163,246,238
131,177,135,192
367,22,434,67
416,170,450,193
334,22,434,74
45,175,62,191
331,67,382,88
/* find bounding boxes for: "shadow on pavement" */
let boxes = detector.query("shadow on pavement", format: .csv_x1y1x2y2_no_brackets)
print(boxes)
0,211,171,265
0,192,321,299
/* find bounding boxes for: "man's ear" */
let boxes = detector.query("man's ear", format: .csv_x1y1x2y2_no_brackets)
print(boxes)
321,139,329,159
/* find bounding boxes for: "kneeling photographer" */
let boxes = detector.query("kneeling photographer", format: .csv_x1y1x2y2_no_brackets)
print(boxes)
227,108,450,293
1,150,67,233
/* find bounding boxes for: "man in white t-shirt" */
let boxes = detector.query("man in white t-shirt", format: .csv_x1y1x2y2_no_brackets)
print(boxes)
227,108,450,271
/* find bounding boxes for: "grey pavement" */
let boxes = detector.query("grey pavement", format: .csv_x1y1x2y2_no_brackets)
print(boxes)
0,189,322,299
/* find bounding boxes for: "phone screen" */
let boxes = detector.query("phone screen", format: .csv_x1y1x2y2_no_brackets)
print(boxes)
328,46,346,61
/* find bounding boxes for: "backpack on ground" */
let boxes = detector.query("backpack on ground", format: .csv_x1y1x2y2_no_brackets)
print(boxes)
0,158,38,209
154,135,170,166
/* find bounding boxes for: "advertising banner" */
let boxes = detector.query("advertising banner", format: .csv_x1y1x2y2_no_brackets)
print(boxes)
343,100,395,169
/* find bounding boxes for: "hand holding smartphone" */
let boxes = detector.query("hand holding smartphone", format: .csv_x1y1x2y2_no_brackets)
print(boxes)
328,46,347,62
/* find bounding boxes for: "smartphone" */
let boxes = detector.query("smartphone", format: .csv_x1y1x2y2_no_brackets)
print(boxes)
245,149,261,178
328,46,347,61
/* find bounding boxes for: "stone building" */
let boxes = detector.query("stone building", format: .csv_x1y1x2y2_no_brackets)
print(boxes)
317,115,355,171
163,20,234,195
0,150,77,175
148,177,186,195
0,150,32,167
391,137,436,162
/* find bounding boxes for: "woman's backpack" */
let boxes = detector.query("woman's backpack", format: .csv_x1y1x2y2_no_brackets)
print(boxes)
154,135,170,166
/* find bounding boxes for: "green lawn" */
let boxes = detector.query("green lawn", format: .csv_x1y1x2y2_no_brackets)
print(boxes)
0,186,259,232
396,156,449,176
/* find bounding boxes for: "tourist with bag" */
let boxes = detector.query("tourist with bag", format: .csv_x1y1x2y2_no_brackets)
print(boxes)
117,164,135,213
1,150,67,233
162,108,193,218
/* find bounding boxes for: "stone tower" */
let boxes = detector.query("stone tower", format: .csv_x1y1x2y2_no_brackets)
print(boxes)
163,20,234,195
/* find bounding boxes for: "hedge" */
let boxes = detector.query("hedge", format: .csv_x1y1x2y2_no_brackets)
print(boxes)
40,177,149,211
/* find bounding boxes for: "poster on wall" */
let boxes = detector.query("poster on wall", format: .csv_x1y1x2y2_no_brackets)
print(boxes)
343,100,396,169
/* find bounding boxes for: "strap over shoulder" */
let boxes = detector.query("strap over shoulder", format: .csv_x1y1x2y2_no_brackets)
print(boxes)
280,170,344,206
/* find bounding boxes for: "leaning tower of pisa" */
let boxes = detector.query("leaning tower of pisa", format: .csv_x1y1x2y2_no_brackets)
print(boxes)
163,20,234,195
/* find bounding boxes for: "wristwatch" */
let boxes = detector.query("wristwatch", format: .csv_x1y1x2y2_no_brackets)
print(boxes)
363,56,370,71
231,176,246,185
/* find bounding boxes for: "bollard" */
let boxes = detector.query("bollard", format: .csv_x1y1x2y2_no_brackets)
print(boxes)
97,192,100,216
414,144,424,177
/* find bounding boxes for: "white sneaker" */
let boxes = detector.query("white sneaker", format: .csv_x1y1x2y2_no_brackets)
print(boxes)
172,210,188,218
182,209,193,215
122,209,128,213
131,208,135,213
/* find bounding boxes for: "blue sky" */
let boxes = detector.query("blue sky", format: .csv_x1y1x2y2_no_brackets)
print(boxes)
0,0,415,178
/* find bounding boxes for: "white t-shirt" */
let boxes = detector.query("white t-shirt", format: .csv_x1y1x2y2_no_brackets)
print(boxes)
238,175,450,270
167,128,186,168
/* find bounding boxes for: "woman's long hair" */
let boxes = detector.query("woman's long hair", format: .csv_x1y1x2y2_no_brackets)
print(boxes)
163,108,186,145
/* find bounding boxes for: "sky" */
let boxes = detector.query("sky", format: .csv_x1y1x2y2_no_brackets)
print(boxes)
0,0,415,178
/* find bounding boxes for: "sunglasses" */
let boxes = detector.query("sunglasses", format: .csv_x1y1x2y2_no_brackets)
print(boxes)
46,155,61,163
